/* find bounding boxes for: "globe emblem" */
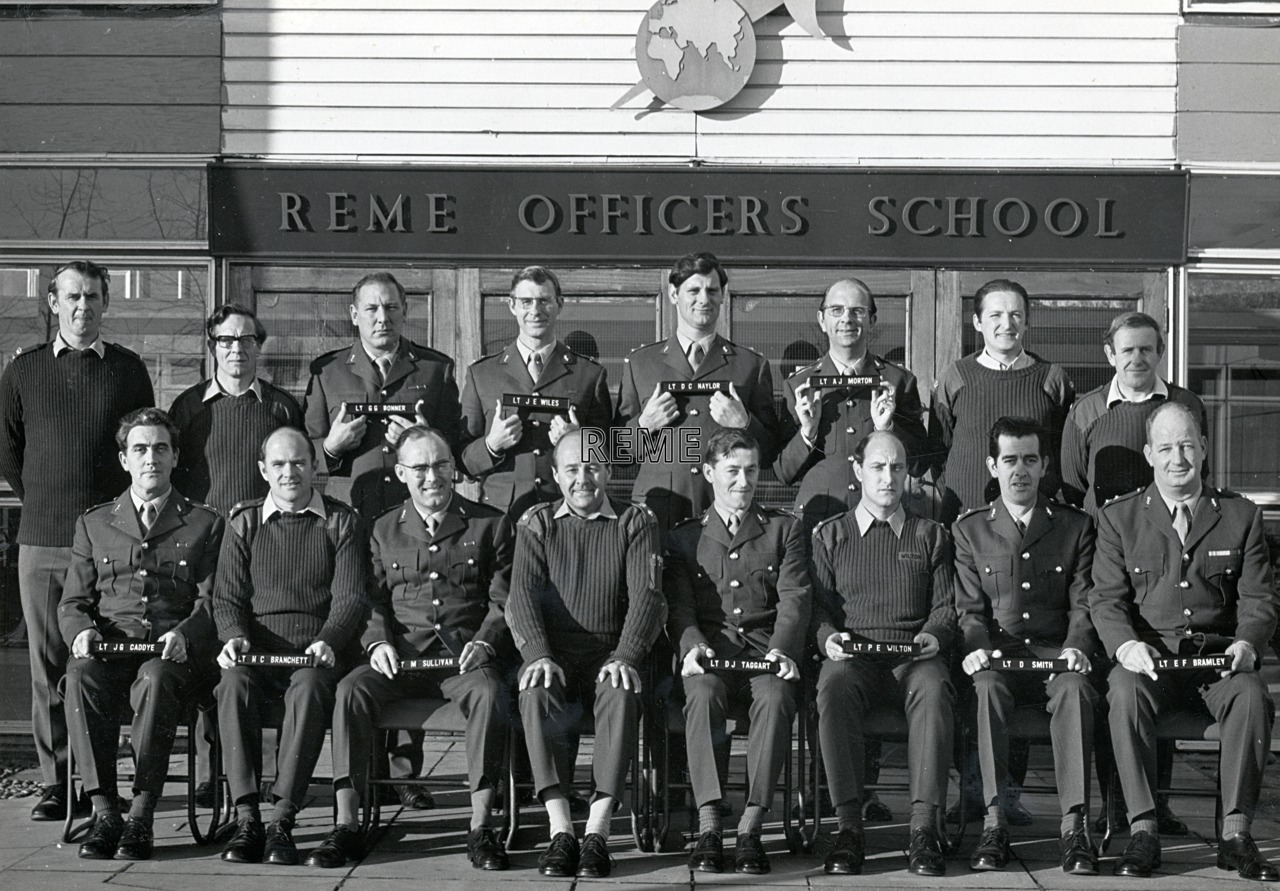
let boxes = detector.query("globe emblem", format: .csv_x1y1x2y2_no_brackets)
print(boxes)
635,0,757,112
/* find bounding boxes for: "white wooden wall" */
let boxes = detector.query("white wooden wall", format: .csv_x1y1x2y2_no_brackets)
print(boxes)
222,0,1179,167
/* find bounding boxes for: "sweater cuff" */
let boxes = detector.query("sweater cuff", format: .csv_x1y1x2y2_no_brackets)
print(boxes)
519,641,554,665
611,642,646,668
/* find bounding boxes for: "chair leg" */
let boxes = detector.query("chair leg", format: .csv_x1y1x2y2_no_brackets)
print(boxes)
1102,763,1117,853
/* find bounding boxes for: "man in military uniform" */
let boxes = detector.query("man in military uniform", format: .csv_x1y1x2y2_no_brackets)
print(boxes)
460,265,611,518
308,426,514,871
304,271,461,519
954,417,1099,875
1090,401,1278,881
616,251,779,532
774,278,928,528
59,408,223,861
666,429,810,875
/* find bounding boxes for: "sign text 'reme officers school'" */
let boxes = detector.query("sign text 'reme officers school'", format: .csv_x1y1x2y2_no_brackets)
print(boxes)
209,166,1187,266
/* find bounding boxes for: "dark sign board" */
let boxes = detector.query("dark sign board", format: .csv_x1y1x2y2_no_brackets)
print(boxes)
1188,174,1280,255
210,165,1188,266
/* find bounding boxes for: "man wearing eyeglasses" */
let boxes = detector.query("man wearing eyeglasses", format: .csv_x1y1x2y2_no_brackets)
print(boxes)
460,265,612,519
0,260,153,822
310,426,514,870
305,271,461,519
775,278,928,529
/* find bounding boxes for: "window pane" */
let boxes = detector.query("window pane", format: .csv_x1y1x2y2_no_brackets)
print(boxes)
104,266,209,409
1188,273,1280,495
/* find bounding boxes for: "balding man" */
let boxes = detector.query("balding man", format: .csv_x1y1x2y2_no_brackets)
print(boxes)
1090,402,1278,881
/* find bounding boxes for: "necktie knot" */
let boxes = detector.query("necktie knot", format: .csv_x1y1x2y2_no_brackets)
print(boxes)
689,342,706,371
140,501,157,531
1173,502,1192,544
1014,517,1027,536
425,514,438,537
528,351,544,383
375,355,392,384
726,513,740,535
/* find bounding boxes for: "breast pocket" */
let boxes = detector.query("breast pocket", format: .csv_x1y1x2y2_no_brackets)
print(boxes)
383,551,417,599
450,554,480,587
745,559,780,606
976,554,1014,607
1128,552,1165,604
1205,553,1244,604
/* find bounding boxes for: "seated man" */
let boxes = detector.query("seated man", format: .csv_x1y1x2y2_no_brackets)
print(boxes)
954,417,1099,875
811,430,957,877
310,426,514,870
667,429,811,875
212,427,367,866
507,430,666,879
1091,401,1278,881
59,408,224,860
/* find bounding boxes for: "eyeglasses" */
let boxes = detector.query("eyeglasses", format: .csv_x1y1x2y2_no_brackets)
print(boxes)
820,306,871,320
397,461,454,478
213,335,261,349
512,297,556,310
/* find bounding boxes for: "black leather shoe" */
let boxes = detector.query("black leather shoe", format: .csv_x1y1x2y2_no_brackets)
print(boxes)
735,833,770,875
1156,796,1188,836
78,812,125,860
264,818,299,865
1113,830,1161,877
969,826,1011,871
537,832,579,877
30,785,67,821
688,829,724,872
824,827,865,875
1059,827,1099,876
908,826,947,877
115,818,154,861
194,781,216,809
394,783,435,810
221,818,266,863
577,832,612,878
304,825,362,868
864,798,894,822
1217,832,1280,882
466,827,508,870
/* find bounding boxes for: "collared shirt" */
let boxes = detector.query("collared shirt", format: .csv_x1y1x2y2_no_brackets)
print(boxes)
553,497,619,521
1106,374,1169,407
202,376,265,402
1002,499,1035,529
130,487,173,519
976,348,1032,371
414,492,452,530
262,489,327,522
714,505,745,532
854,502,906,538
364,344,399,373
828,350,872,376
515,339,555,370
676,331,717,363
1157,489,1202,523
52,333,105,358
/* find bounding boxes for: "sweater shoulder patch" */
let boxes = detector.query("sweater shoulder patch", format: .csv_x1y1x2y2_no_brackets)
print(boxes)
517,502,552,529
105,342,141,360
12,342,49,360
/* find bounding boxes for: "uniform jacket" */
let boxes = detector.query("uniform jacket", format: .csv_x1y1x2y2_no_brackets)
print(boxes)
1090,483,1277,658
773,353,928,521
365,494,514,660
616,334,779,528
58,489,224,664
953,495,1097,658
459,340,611,517
665,503,812,662
304,337,461,518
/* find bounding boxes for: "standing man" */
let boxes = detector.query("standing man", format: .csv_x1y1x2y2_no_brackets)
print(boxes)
775,278,928,527
616,251,779,532
929,279,1074,524
1091,402,1278,881
954,417,1099,875
506,430,666,879
460,266,612,518
213,427,367,866
666,429,810,875
811,430,958,877
304,271,461,518
312,426,514,871
59,408,224,860
0,260,153,820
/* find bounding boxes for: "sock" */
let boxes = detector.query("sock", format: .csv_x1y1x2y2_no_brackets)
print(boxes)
1130,810,1158,837
128,791,156,823
543,790,573,837
738,803,767,837
1222,812,1250,839
90,791,119,819
235,794,260,824
699,801,722,835
270,796,299,826
334,783,360,830
909,801,937,834
470,787,496,832
836,800,862,833
1061,809,1084,838
585,795,614,839
984,800,1006,831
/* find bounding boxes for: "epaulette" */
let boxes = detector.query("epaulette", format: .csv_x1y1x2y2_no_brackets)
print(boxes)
672,514,702,532
517,502,552,528
186,499,219,517
105,341,141,360
470,347,506,365
762,505,801,520
12,342,49,360
404,341,453,365
83,499,116,516
788,360,821,380
564,346,600,365
736,341,765,358
955,504,988,524
627,338,666,355
229,497,266,520
811,513,841,538
629,501,659,526
1047,499,1087,517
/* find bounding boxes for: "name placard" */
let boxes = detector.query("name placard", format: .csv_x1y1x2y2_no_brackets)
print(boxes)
90,641,163,656
990,657,1067,672
1153,655,1229,671
399,657,460,672
663,380,729,395
347,402,417,416
841,640,921,656
237,653,315,668
502,393,571,414
706,657,774,673
809,375,883,393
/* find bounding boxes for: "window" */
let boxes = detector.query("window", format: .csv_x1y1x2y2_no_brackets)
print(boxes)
1184,1,1280,13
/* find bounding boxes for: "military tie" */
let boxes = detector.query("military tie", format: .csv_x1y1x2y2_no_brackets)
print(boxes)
528,351,544,384
1014,517,1027,537
376,355,392,385
425,514,438,537
1173,502,1191,544
140,501,157,533
689,341,705,372
727,513,740,537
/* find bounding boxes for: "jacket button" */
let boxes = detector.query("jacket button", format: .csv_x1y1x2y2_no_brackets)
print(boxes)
1055,566,1063,573
138,569,148,577
1022,611,1030,620
391,562,400,569
432,599,441,606
1021,552,1030,560
845,401,853,407
382,446,390,454
689,408,700,416
729,552,739,559
733,607,743,615
381,389,389,397
531,420,541,427
846,426,854,434
848,484,856,491
428,545,438,553
384,475,392,482
1184,608,1193,616
1185,628,1194,637
429,571,440,580
1179,581,1190,589
467,558,475,565
534,477,543,485
1226,568,1234,576
534,448,543,457
1020,581,1030,590
1182,554,1191,562
1024,637,1031,645
729,580,741,588
140,542,149,550
984,566,991,574
691,467,700,474
434,623,442,630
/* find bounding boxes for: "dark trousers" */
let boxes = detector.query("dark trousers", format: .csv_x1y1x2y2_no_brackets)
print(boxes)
332,663,508,796
19,545,72,786
65,655,198,799
518,645,638,802
973,669,1097,816
816,657,955,808
215,664,339,807
682,670,796,811
1107,664,1273,823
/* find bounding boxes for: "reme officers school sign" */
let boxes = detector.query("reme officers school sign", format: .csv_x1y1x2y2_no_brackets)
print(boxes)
209,166,1188,266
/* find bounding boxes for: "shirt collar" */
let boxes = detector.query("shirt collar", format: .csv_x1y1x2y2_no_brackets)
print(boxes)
1002,498,1036,526
1106,375,1169,407
203,377,264,402
676,330,716,357
854,503,905,538
52,333,105,358
130,487,172,515
414,492,453,527
553,497,619,521
262,490,326,521
976,347,1031,371
829,350,871,376
1157,489,1201,519
714,505,744,531
364,342,399,368
515,339,555,366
